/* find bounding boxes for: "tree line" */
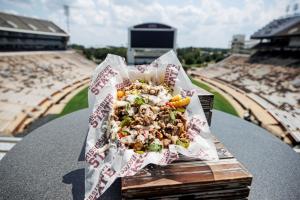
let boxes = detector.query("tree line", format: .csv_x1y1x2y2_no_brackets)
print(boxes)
69,44,228,67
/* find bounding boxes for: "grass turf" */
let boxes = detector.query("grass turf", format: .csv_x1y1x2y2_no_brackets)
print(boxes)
59,79,238,117
190,78,239,116
59,87,89,117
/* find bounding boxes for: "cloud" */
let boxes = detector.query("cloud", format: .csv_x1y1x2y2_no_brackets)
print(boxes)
0,0,289,47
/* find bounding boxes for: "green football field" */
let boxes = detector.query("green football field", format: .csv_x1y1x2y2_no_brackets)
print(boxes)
190,78,238,116
59,87,89,117
59,79,238,117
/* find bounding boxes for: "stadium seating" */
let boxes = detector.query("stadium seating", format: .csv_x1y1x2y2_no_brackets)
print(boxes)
193,54,300,144
0,51,96,135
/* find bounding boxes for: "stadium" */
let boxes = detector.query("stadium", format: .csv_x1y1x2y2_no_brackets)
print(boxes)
1,1,300,199
190,1,300,152
1,3,300,155
0,12,96,158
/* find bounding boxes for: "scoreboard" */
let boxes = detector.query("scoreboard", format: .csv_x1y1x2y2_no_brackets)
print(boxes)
127,23,176,64
130,30,175,48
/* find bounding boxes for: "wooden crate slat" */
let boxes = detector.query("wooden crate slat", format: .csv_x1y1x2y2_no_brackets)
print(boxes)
123,189,250,200
122,159,251,189
122,143,252,199
123,182,251,194
123,183,251,199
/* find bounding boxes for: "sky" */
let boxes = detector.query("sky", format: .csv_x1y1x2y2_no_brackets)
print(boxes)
0,0,290,48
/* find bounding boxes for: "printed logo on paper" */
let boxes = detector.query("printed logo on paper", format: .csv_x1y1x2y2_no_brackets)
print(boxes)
164,64,180,87
90,65,118,95
89,94,113,128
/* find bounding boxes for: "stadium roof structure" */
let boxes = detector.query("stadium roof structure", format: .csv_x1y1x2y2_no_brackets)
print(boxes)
251,15,300,39
132,22,173,30
0,12,68,37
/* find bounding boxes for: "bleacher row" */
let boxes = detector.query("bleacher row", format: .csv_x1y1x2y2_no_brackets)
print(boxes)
194,54,300,144
0,51,96,135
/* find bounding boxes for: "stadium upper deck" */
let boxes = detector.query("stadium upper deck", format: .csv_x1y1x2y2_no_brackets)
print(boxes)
0,51,96,135
251,14,300,52
0,12,69,51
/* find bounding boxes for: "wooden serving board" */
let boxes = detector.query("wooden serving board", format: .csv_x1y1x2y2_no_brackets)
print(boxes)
121,93,252,199
121,136,252,199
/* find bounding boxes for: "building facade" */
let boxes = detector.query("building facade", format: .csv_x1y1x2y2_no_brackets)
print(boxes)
231,34,245,54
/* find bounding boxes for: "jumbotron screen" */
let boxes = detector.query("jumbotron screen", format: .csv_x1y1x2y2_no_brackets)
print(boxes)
130,30,174,48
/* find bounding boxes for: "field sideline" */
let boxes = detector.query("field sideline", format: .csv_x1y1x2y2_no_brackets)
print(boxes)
59,79,238,117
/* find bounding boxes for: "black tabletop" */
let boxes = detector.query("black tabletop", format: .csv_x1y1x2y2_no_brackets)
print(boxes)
0,109,300,200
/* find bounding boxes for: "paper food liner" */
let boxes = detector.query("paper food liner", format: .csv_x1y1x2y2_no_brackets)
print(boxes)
85,50,218,200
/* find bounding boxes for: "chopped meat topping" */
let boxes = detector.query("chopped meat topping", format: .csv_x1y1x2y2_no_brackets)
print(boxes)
108,80,191,152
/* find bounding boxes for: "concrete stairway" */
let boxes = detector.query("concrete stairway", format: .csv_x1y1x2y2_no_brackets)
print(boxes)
0,137,22,160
